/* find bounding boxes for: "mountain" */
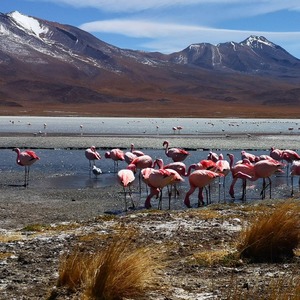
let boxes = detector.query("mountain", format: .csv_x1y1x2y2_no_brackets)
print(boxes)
1,11,300,118
168,36,300,78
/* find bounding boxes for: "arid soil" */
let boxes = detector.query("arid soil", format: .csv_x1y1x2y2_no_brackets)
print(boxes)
0,198,299,300
0,134,299,299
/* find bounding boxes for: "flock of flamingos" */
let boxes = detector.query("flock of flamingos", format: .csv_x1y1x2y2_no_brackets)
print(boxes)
12,140,300,211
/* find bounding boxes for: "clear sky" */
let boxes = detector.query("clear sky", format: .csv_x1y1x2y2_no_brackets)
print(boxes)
2,0,300,58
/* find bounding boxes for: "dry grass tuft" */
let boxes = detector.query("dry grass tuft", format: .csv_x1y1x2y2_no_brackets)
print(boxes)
57,250,90,292
237,201,300,262
192,249,240,267
54,230,162,300
83,234,160,300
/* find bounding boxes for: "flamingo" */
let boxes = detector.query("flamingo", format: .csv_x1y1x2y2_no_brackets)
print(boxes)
105,148,125,172
142,168,184,209
13,148,40,187
130,143,144,157
154,158,187,177
241,150,257,163
154,158,189,197
184,170,223,208
290,161,300,196
85,146,101,170
282,149,300,162
255,154,279,163
197,159,218,171
270,147,283,161
163,140,189,162
124,151,137,165
215,154,230,202
228,153,284,200
124,143,145,164
117,169,136,211
227,153,255,201
207,151,219,163
253,159,285,199
127,155,153,192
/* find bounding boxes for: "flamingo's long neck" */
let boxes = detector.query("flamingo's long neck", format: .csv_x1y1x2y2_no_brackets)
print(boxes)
186,164,196,176
228,154,234,170
155,159,164,169
14,148,21,165
164,142,169,155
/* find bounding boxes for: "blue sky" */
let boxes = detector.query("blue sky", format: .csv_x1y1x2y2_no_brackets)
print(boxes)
2,0,300,58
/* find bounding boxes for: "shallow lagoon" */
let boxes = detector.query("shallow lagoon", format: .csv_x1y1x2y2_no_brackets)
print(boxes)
0,117,299,208
1,116,300,136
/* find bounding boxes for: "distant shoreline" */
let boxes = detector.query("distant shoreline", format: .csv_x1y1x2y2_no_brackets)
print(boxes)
1,132,300,150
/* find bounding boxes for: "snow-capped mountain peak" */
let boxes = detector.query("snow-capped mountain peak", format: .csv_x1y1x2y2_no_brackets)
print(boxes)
241,35,275,49
8,11,48,38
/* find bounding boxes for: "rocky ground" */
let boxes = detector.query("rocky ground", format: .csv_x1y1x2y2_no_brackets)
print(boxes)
0,134,299,299
0,184,300,300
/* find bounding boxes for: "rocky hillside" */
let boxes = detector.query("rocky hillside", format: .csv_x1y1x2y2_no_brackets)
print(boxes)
1,11,300,117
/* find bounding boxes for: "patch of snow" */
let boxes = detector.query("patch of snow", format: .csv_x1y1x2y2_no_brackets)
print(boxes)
244,35,275,49
212,45,222,66
231,42,236,51
8,11,48,38
189,44,202,51
0,24,9,35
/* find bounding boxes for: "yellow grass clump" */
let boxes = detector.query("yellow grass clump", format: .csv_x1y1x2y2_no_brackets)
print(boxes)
237,201,300,262
53,230,162,300
192,249,239,267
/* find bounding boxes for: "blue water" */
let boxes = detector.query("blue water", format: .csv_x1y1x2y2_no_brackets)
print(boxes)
0,147,295,203
1,116,300,135
0,117,299,206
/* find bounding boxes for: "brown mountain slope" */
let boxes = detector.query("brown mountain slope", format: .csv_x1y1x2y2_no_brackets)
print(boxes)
1,12,300,117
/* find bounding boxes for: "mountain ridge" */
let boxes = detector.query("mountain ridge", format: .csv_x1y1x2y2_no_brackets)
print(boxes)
1,11,300,117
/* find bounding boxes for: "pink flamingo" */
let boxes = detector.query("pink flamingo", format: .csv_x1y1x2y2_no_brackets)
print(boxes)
127,155,153,192
163,140,189,162
142,168,184,209
290,161,300,196
154,158,187,177
197,159,218,171
154,158,189,197
255,154,279,163
184,170,223,207
215,154,230,202
282,149,300,163
127,155,153,171
130,143,144,157
13,148,40,186
207,151,219,162
270,147,283,161
253,159,285,199
105,148,125,172
124,151,136,165
241,150,257,163
85,146,101,170
227,153,255,201
117,169,136,211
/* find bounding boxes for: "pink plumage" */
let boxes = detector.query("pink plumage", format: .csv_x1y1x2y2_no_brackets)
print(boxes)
163,140,189,162
13,148,40,186
184,170,222,207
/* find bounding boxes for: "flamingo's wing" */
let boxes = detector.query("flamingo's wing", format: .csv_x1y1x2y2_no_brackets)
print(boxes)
25,150,40,160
